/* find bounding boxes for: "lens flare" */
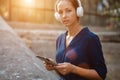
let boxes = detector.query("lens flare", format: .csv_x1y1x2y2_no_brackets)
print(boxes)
25,0,33,4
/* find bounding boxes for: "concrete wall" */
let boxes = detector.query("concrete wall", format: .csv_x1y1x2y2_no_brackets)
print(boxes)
0,17,60,80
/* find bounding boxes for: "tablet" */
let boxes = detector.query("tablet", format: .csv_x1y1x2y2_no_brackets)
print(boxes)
36,56,57,66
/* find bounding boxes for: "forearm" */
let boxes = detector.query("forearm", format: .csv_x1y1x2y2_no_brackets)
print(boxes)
71,65,102,80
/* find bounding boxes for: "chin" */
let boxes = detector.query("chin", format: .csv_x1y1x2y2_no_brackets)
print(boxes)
62,22,72,27
63,23,71,26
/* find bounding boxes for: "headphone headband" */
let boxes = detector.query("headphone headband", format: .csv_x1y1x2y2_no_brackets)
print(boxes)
77,0,81,7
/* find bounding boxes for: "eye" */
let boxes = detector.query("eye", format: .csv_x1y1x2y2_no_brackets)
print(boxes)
58,10,63,14
67,9,72,12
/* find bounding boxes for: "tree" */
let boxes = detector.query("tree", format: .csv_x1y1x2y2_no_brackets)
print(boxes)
102,0,120,28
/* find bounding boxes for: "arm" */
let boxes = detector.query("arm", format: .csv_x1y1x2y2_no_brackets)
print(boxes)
86,35,107,80
55,62,102,80
71,64,103,80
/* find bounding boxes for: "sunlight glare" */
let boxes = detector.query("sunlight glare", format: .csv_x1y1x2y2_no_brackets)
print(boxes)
25,0,33,4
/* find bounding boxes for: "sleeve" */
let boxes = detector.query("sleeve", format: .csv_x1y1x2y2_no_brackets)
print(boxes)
56,33,64,50
56,36,59,50
56,34,61,50
88,35,107,80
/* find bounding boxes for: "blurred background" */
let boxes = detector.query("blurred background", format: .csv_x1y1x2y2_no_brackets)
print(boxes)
0,0,120,27
0,0,120,80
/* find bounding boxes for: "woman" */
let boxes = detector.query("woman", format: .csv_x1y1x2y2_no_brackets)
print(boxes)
45,0,107,80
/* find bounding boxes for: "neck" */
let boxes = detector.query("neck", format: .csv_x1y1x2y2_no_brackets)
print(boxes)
67,22,82,37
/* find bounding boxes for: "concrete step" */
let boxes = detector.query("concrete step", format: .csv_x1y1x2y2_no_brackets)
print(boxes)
14,29,120,42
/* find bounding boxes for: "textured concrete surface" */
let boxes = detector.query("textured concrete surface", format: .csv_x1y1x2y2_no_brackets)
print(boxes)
0,17,60,80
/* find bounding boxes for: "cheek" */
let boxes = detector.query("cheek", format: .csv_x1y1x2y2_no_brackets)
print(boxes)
69,12,76,17
69,12,78,21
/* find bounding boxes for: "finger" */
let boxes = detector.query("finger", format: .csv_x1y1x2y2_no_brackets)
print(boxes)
54,65,64,69
43,61,46,64
44,61,51,65
48,58,54,61
59,69,67,75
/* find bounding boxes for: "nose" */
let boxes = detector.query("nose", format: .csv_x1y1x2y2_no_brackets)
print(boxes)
62,12,67,18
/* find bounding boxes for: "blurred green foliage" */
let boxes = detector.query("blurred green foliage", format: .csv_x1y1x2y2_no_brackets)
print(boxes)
102,0,120,28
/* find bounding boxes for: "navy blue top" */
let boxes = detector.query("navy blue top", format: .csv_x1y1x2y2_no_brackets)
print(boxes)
56,27,107,80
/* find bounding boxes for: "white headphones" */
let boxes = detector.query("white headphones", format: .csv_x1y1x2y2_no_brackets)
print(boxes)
54,0,84,21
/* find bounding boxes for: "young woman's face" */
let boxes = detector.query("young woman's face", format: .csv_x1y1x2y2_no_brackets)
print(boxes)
57,0,78,26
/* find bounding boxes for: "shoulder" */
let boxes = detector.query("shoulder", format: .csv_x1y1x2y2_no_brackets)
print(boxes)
81,27,100,41
57,33,64,40
86,30,100,42
86,30,102,47
82,28,101,47
56,32,66,43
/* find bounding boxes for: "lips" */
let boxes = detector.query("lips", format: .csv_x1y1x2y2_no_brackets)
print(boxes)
62,20,69,24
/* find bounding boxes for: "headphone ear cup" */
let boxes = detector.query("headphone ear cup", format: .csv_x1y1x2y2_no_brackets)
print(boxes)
54,12,60,21
77,6,83,17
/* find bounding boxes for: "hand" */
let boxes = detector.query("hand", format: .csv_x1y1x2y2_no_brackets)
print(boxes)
55,62,75,75
44,58,55,71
